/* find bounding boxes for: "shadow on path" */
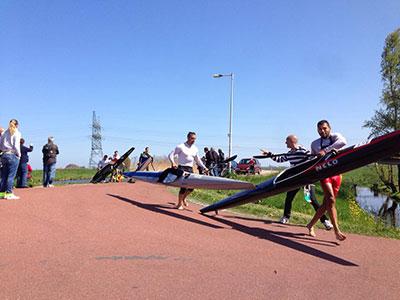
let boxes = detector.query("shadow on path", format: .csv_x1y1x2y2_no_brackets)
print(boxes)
205,214,358,267
108,194,223,229
108,194,357,266
224,215,339,246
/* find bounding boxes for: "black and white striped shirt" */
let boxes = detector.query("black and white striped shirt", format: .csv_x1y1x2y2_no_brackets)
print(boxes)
271,146,310,167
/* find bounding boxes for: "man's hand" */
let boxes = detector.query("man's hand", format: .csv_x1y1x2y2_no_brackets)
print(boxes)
319,149,338,157
331,149,338,155
261,150,272,156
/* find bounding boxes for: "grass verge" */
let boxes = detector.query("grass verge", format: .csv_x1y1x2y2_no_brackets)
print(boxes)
30,168,97,186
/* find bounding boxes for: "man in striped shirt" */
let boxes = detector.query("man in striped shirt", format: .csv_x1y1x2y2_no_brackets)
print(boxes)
263,135,333,230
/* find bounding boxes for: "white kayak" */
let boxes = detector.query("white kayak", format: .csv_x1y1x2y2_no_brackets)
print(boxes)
123,170,255,190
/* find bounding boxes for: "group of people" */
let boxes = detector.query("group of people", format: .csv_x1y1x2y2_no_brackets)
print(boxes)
263,120,347,240
97,151,120,170
200,147,225,176
97,150,124,182
167,120,347,241
0,119,60,200
96,147,155,182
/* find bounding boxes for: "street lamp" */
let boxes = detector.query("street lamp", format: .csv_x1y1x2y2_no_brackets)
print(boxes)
212,72,234,172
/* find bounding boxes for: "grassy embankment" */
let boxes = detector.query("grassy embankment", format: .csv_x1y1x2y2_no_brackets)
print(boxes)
189,165,400,239
30,168,97,186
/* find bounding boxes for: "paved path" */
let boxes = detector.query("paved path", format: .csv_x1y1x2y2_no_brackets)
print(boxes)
1,182,399,299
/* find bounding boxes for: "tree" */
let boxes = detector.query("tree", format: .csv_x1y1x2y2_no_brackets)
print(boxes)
364,28,400,192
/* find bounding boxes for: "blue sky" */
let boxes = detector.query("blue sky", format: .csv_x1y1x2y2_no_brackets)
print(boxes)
1,0,399,169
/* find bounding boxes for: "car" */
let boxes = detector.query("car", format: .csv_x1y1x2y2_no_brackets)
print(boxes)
235,158,262,175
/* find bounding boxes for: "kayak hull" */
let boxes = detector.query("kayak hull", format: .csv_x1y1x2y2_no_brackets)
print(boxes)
123,171,255,190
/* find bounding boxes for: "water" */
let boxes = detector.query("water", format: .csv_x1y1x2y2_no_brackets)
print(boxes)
355,186,399,228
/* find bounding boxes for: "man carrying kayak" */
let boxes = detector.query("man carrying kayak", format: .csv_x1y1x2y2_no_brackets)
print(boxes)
169,132,208,210
306,120,347,241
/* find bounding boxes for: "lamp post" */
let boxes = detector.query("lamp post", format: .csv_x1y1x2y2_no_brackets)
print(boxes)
212,73,234,172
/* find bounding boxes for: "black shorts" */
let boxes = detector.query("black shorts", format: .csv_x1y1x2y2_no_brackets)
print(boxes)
178,165,194,194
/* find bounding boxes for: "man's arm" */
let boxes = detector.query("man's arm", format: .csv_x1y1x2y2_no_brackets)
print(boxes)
324,133,347,152
22,145,33,153
310,140,320,155
194,154,207,170
13,132,21,157
168,146,180,167
271,155,288,163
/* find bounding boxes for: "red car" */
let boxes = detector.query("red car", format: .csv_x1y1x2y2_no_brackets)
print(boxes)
235,158,262,175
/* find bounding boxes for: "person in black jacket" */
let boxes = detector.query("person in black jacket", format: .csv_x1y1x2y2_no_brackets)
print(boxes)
209,147,220,176
16,138,33,188
42,136,59,187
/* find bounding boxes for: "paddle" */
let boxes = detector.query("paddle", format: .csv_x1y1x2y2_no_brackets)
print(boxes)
91,147,135,183
253,153,317,159
220,154,238,164
209,154,237,168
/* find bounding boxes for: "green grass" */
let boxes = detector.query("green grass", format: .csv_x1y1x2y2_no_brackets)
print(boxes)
188,166,400,239
30,168,97,186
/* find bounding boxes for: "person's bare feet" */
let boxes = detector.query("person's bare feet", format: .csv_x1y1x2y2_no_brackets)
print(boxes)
306,225,316,237
335,230,347,241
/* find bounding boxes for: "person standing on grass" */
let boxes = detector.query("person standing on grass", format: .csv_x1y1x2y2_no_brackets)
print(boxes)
110,150,121,182
169,132,208,210
42,136,59,188
111,150,119,163
0,119,21,199
203,147,211,169
98,155,108,170
306,120,347,241
16,138,33,188
217,149,225,175
262,134,333,230
209,147,220,176
138,147,154,171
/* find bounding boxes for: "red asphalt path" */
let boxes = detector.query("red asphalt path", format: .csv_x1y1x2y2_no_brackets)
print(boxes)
1,182,399,299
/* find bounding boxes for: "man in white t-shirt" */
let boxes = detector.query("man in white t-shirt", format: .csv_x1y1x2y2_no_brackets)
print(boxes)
168,131,208,209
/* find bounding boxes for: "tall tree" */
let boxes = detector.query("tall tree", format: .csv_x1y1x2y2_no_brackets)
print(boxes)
364,28,400,191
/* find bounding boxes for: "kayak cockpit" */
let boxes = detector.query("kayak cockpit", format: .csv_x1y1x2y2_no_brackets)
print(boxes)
273,155,325,185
